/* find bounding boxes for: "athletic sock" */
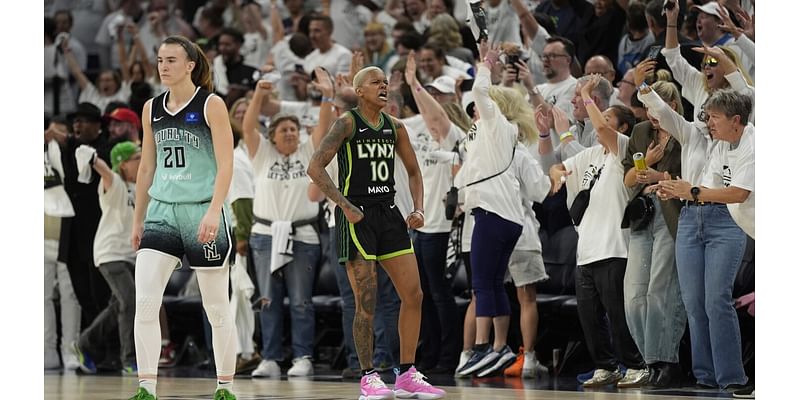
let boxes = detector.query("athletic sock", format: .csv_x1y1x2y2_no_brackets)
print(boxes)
217,380,233,392
362,368,376,377
139,379,156,397
397,363,413,375
474,343,491,353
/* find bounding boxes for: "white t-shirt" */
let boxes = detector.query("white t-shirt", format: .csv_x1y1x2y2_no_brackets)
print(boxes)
511,144,551,252
303,43,353,77
269,37,304,101
78,82,132,114
457,65,524,226
94,174,136,266
702,125,755,239
563,134,632,266
403,115,465,233
242,29,272,69
486,0,522,46
228,144,255,204
250,137,320,244
537,76,577,123
330,1,372,50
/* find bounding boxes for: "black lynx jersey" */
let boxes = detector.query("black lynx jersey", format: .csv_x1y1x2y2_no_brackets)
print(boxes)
337,108,397,204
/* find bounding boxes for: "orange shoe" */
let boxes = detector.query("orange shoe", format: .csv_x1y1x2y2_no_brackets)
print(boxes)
503,347,525,377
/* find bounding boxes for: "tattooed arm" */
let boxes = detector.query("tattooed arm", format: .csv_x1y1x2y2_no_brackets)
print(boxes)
307,114,364,223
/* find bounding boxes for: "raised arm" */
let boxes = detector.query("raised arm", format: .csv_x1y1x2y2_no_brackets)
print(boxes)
269,1,284,45
132,100,156,250
253,78,281,117
117,24,132,83
405,50,451,142
474,40,502,123
580,75,619,155
634,60,694,146
61,39,90,90
91,153,116,192
511,0,540,43
311,66,335,149
242,80,270,159
393,117,425,229
307,114,363,223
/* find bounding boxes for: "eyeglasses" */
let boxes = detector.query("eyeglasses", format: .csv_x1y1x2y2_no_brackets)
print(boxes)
702,57,719,68
539,53,570,61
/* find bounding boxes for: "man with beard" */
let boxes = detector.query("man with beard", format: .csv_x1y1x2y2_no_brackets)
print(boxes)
531,36,578,121
58,103,114,346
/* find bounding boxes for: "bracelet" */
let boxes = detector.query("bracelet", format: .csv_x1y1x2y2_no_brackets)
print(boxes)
667,24,678,28
539,133,551,138
411,209,425,218
559,131,573,142
321,96,334,103
583,98,594,106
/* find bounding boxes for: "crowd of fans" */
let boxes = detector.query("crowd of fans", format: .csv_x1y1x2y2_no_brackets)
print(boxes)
44,0,755,397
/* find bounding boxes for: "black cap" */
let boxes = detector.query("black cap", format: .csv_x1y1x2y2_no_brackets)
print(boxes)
67,102,103,123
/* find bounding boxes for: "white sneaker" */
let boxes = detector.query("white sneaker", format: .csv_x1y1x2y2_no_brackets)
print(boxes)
617,368,650,388
61,350,80,371
251,359,281,378
521,352,548,378
582,368,623,387
287,356,314,377
454,350,474,378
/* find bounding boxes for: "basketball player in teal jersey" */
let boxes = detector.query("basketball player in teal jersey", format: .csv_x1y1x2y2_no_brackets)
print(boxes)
129,36,237,400
308,66,446,399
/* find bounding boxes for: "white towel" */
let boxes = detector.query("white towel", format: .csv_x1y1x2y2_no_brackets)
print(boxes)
229,254,256,355
44,140,75,217
213,55,230,96
270,221,294,274
75,145,96,184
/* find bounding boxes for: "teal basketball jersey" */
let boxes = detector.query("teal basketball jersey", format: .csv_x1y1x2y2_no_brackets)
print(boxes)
148,87,218,203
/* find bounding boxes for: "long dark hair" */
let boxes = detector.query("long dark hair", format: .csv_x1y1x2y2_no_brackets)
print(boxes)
161,35,213,92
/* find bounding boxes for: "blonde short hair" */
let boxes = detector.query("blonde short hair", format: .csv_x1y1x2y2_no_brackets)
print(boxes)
353,66,384,89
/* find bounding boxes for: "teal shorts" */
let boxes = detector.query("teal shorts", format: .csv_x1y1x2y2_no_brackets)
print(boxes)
139,199,231,269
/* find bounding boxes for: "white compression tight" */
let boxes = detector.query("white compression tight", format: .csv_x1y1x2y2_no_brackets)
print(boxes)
134,251,237,381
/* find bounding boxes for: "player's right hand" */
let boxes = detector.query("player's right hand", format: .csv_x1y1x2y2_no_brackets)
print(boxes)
343,204,364,224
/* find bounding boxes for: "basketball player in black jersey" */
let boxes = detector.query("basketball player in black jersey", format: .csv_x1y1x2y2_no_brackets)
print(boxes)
308,67,445,399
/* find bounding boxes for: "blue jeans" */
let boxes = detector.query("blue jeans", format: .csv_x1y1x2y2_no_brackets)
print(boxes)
675,204,747,388
330,231,400,369
624,196,686,364
250,233,320,361
412,230,459,369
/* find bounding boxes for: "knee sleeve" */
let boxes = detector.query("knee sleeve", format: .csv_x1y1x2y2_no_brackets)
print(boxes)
134,250,177,322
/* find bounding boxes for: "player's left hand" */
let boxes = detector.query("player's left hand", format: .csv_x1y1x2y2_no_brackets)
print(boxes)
198,208,222,243
406,210,424,230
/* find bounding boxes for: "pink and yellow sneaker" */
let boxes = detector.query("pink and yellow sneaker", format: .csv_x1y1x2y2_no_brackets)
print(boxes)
359,372,394,400
394,367,446,399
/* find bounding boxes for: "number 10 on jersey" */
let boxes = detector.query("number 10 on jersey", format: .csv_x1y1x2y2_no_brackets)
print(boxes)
370,160,389,182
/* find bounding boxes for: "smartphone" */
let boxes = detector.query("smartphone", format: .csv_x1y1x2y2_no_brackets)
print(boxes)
647,45,663,61
506,53,520,80
460,79,474,92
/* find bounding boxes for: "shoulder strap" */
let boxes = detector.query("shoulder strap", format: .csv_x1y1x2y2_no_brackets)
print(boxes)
463,144,517,189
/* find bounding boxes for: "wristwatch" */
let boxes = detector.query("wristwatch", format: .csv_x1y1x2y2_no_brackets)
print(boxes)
690,186,701,203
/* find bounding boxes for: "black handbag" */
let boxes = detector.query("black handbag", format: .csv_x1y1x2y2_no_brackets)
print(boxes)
621,194,656,231
568,166,603,226
445,145,517,220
